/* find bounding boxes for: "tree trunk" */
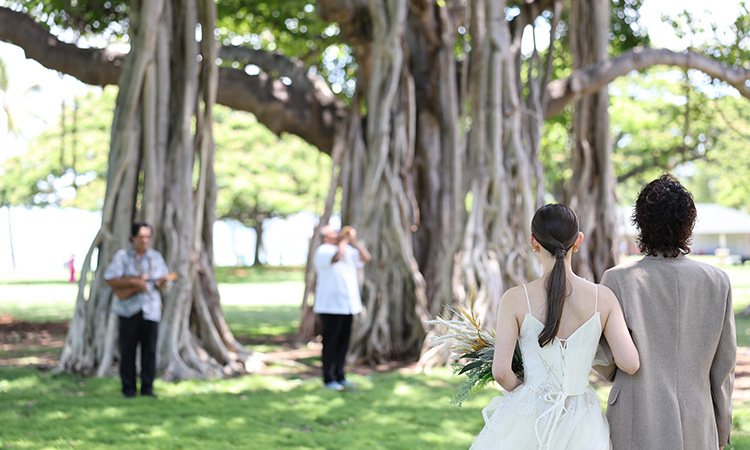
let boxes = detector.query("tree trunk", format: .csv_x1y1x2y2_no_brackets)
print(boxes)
6,205,15,271
418,0,547,366
566,0,618,282
59,0,262,380
338,0,429,364
324,0,545,365
253,220,264,266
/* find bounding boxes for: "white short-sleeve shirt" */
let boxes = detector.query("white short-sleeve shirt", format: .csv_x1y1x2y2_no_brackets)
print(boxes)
313,243,363,315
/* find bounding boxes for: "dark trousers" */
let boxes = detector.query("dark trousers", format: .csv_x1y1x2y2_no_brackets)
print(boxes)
119,311,158,396
319,314,353,384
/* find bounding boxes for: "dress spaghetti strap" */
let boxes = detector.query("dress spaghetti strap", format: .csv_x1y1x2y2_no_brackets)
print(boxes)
522,284,532,314
594,285,599,313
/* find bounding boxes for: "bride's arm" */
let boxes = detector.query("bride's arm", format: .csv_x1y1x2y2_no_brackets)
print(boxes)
600,287,640,375
492,289,523,391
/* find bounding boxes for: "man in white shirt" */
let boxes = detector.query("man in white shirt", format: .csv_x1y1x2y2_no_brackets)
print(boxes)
313,224,371,390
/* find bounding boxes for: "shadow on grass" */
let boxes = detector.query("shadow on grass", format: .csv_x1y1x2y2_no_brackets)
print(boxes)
224,304,300,338
0,366,482,450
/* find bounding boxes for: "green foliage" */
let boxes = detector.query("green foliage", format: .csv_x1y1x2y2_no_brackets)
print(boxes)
605,68,750,210
1,54,43,153
0,87,113,211
0,86,331,221
609,0,650,54
532,0,650,198
217,0,330,60
216,0,357,98
677,95,750,212
6,0,130,38
663,2,750,67
0,57,7,91
212,106,331,227
542,59,750,209
540,116,572,200
610,70,709,202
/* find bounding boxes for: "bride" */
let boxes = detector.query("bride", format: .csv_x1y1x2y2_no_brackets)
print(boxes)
470,204,639,450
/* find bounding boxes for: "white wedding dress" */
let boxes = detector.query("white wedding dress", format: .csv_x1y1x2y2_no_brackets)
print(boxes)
470,285,611,450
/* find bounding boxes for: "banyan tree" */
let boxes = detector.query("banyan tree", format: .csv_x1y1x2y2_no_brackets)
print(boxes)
2,0,750,374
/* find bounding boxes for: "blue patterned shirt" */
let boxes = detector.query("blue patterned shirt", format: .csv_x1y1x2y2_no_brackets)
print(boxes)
104,248,168,322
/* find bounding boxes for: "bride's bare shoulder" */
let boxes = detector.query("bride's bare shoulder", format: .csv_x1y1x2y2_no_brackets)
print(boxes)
499,285,530,309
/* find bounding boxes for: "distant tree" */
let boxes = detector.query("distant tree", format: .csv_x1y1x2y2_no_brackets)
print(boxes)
212,108,330,266
2,85,330,267
678,94,750,212
0,87,112,211
0,56,42,270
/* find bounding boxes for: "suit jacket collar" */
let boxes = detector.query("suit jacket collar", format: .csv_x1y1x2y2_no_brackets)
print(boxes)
643,252,688,260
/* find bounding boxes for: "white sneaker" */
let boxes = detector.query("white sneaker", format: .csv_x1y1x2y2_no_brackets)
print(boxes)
324,381,344,391
338,379,357,388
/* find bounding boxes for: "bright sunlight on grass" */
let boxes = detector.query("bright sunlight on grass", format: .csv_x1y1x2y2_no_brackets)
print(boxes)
2,262,750,449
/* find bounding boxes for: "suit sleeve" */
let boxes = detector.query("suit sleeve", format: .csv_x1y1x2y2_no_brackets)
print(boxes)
592,270,618,382
711,283,736,447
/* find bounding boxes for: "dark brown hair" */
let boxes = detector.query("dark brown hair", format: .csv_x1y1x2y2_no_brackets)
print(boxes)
633,174,696,258
131,222,153,238
531,204,579,347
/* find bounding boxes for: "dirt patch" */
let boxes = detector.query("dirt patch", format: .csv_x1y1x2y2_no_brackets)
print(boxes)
2,315,749,401
0,314,69,368
238,334,420,378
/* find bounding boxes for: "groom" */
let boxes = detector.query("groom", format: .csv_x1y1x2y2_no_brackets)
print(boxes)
595,174,736,450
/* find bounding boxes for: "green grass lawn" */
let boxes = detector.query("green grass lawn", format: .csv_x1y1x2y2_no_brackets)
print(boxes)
2,262,750,449
0,365,494,449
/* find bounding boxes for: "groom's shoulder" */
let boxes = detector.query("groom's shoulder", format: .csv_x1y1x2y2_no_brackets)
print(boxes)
683,256,731,284
603,258,641,276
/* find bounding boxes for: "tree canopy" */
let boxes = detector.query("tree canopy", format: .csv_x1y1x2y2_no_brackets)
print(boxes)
0,84,332,246
3,0,750,373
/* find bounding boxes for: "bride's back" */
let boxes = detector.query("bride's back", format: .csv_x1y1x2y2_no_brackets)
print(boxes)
523,276,600,341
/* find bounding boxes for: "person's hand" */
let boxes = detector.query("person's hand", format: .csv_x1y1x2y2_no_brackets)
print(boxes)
342,226,356,242
132,276,149,293
155,274,170,289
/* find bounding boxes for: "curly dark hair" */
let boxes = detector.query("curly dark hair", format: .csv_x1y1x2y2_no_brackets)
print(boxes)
632,174,696,257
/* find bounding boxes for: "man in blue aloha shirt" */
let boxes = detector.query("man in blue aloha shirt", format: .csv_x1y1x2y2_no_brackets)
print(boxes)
104,222,170,398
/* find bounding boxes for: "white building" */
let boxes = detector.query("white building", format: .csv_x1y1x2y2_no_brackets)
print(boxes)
618,203,750,257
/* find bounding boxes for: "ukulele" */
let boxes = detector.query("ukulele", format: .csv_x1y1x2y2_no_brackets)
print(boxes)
113,272,178,299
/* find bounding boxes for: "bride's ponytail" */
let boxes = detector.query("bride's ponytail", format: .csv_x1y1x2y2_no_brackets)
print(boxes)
531,204,579,347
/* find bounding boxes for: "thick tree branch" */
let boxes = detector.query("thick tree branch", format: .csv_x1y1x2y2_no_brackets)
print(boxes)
219,46,334,100
216,67,343,154
0,7,123,85
616,145,706,183
0,6,344,154
545,47,750,119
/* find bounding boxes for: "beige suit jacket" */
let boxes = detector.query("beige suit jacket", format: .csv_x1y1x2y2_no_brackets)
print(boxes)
595,254,735,450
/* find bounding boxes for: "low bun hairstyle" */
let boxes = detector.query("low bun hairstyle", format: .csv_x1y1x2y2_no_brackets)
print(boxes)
531,204,579,347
